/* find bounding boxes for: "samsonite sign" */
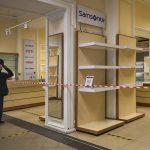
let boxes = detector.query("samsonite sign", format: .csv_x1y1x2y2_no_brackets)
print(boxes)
77,5,105,28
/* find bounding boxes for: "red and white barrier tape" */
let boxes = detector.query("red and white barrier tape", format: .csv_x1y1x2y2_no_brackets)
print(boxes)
12,81,150,89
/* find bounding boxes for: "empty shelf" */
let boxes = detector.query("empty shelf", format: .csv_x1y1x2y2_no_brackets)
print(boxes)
79,87,119,92
79,65,142,69
79,42,143,51
119,113,145,122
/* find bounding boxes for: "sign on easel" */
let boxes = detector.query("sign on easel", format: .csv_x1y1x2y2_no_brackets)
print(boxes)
77,5,105,28
85,76,94,87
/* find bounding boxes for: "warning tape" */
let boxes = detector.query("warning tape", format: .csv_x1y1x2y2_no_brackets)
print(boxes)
12,81,150,89
0,130,30,140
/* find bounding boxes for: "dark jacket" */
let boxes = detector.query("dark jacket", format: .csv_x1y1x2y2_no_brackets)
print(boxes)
0,67,14,97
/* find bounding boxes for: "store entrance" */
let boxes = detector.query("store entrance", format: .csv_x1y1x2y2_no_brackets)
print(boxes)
0,0,64,128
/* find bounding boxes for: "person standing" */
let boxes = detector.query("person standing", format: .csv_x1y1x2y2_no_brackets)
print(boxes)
0,59,13,123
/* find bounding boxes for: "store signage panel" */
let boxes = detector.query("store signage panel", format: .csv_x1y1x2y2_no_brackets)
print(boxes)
24,40,35,80
77,5,105,28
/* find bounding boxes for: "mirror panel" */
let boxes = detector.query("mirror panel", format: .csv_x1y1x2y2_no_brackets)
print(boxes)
48,33,63,119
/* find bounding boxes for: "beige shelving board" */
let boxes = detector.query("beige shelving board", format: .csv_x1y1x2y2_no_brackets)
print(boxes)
76,31,124,135
117,34,145,122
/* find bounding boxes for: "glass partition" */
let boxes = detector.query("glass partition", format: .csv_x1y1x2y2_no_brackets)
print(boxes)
48,33,63,119
0,53,18,80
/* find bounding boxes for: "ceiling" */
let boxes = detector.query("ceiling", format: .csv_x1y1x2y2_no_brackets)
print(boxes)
0,0,59,20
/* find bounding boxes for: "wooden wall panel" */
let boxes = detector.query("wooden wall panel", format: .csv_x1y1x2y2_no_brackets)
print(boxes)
77,32,106,126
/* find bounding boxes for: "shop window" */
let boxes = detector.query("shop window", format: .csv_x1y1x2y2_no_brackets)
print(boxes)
0,53,18,80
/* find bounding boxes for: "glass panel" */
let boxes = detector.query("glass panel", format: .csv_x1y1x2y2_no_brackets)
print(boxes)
136,37,150,83
48,33,63,119
0,53,18,80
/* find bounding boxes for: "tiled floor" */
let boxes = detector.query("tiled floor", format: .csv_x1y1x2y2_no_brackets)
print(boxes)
4,106,150,150
0,122,77,150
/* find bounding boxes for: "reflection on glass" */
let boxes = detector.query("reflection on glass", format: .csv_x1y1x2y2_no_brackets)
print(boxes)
48,33,63,119
136,37,150,83
0,53,18,80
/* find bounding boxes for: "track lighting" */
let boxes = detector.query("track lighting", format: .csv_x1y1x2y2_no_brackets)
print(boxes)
5,29,11,36
4,20,31,35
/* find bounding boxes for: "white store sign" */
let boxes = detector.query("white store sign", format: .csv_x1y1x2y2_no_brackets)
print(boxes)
24,40,35,80
77,5,105,28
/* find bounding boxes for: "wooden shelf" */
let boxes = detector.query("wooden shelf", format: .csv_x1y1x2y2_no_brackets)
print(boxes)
79,87,119,92
49,75,58,77
79,42,143,51
49,65,57,68
77,120,124,135
119,113,145,122
79,65,142,70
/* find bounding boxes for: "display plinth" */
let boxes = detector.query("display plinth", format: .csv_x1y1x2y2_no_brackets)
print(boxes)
77,120,124,135
119,113,145,123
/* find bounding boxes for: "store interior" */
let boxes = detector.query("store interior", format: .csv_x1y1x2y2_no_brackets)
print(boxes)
0,0,150,149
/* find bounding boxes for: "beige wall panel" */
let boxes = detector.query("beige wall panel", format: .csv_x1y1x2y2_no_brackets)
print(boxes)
119,0,132,36
77,32,106,126
118,34,136,85
49,55,58,65
4,97,44,108
118,34,136,48
118,50,135,66
5,91,45,101
119,89,136,118
0,17,17,53
137,89,150,92
79,49,105,66
137,97,150,104
78,70,105,86
78,0,105,12
78,92,105,125
78,32,105,44
137,91,150,97
135,1,150,31
8,87,44,94
118,69,136,85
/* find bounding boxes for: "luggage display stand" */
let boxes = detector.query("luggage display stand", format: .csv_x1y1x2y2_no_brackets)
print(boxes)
75,32,144,135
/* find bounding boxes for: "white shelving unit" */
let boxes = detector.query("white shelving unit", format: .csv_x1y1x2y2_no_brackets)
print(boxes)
79,87,119,92
76,32,125,135
79,65,142,69
79,42,143,51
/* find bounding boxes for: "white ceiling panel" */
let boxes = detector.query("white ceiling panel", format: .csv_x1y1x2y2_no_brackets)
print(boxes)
0,0,59,19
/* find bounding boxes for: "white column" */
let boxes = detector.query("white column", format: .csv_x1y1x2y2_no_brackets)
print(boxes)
105,0,119,118
63,7,75,132
45,17,49,124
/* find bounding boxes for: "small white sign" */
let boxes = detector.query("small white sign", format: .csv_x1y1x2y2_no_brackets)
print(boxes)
77,5,105,28
85,76,94,87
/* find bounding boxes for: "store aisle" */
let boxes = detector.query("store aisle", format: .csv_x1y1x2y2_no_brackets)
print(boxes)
70,107,150,150
0,122,77,150
4,106,150,150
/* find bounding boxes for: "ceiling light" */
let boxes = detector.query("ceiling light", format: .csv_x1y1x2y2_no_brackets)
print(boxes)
5,29,11,36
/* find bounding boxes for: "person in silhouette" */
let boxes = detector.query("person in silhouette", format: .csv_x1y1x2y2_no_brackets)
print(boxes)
0,59,13,123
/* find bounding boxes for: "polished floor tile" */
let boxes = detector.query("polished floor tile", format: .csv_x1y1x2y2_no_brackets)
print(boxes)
0,122,77,150
4,106,150,150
